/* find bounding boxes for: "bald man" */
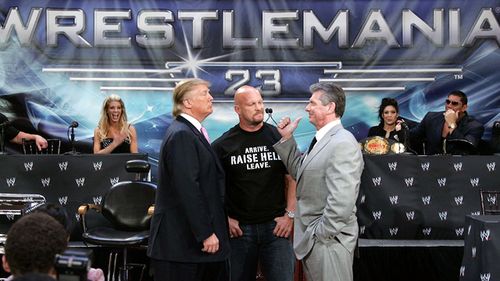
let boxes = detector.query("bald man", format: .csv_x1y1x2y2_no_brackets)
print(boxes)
212,86,296,281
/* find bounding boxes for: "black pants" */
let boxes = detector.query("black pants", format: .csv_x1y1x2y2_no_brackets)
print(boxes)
151,259,229,281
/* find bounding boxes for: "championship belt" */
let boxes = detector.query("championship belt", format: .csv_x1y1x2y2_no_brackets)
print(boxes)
363,136,390,155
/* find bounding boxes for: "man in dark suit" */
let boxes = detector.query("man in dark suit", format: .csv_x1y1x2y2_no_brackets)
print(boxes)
410,90,484,155
147,78,230,281
0,112,48,151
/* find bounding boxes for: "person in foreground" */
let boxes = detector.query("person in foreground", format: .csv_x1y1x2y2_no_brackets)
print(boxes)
410,90,484,155
367,98,407,143
212,85,296,281
93,94,138,154
147,78,230,281
0,112,48,151
273,82,364,281
2,213,67,280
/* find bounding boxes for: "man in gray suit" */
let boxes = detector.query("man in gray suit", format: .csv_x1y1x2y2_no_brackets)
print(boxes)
273,82,364,281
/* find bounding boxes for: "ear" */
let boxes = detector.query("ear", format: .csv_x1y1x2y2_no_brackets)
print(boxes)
462,103,468,112
234,105,240,114
329,102,336,114
2,255,11,273
182,98,192,109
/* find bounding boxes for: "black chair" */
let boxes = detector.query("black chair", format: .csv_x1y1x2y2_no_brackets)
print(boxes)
78,160,156,281
22,138,61,154
479,190,500,215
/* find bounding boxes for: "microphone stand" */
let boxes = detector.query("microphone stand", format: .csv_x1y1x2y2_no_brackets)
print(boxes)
264,108,278,125
65,125,80,155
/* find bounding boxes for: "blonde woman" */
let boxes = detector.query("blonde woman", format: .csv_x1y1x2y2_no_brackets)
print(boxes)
93,95,138,154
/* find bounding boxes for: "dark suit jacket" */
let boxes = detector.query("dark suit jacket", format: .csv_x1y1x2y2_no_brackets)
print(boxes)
147,116,230,262
410,111,484,155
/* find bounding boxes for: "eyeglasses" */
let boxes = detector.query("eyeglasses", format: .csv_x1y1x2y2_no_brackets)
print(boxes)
445,99,461,106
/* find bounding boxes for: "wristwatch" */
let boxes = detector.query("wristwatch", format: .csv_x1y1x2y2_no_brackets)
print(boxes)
285,209,295,219
448,123,457,129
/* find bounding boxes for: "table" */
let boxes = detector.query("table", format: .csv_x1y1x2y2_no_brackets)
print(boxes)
357,155,500,240
460,215,500,281
0,153,148,238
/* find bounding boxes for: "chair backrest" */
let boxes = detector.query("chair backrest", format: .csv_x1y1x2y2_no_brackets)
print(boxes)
22,139,61,154
480,190,500,215
101,181,156,231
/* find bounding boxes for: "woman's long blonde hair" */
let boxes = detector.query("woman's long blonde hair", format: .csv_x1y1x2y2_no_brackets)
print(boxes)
97,94,130,139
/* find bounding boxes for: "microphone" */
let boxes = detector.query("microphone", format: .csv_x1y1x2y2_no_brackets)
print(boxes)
400,120,409,130
69,121,79,128
264,108,277,125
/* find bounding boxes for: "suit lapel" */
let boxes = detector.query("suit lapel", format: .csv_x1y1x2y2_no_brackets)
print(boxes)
297,124,343,181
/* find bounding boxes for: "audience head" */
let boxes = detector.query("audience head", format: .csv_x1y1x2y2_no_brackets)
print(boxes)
234,86,264,129
446,90,468,118
307,82,345,129
97,94,129,138
12,273,56,281
172,78,213,121
2,212,68,277
35,203,73,236
378,98,400,126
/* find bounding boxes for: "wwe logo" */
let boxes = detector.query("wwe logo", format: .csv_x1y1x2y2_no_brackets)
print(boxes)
389,195,399,205
438,211,448,221
486,162,496,172
460,266,465,277
453,162,463,171
455,227,464,237
406,211,415,221
422,196,431,205
470,178,479,187
372,177,382,186
437,178,447,187
58,161,68,171
480,230,490,241
6,177,16,187
41,178,51,187
472,247,477,258
58,196,68,205
360,225,365,235
404,177,414,187
422,228,432,236
93,196,102,205
480,273,491,281
487,194,497,205
372,211,382,220
421,162,430,171
389,227,398,236
454,196,464,206
75,178,85,187
5,214,15,220
110,177,120,185
388,162,397,171
24,162,33,171
471,211,481,216
360,195,366,204
93,161,103,171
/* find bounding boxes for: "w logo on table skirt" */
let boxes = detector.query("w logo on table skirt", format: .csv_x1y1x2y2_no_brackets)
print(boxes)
405,211,415,221
41,178,51,187
437,178,447,187
487,194,497,205
388,162,397,171
389,195,398,205
6,177,16,187
470,178,479,187
58,196,68,205
24,162,33,171
486,162,496,172
422,228,432,236
454,196,464,205
421,162,430,171
453,162,463,171
372,177,381,186
110,177,120,185
93,196,102,205
372,211,382,220
404,177,414,187
480,273,491,281
422,196,431,205
455,227,464,237
480,230,490,241
93,161,103,171
389,227,398,236
58,161,68,171
75,178,85,187
438,211,448,221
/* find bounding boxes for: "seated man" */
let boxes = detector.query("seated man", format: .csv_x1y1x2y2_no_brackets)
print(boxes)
410,90,484,155
2,212,68,280
0,113,48,151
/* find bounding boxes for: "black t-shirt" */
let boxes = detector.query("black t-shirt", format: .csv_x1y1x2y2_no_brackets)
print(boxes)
0,113,20,141
212,123,288,224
